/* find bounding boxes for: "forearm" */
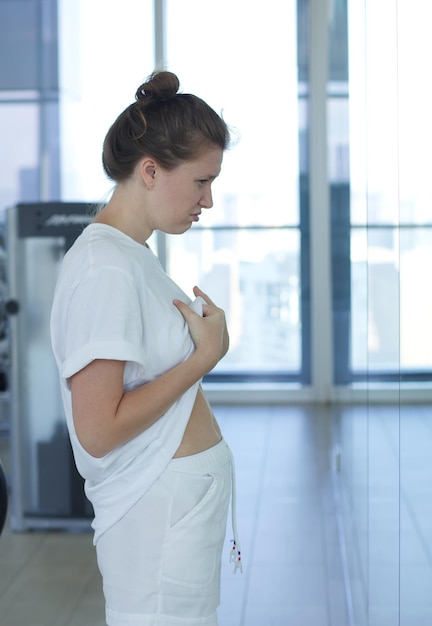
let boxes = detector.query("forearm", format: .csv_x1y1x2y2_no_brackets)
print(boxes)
113,353,211,446
71,350,215,458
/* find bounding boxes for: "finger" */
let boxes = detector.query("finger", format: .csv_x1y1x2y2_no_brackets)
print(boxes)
173,299,194,320
193,285,215,306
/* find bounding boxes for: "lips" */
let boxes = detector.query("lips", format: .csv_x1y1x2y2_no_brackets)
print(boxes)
191,212,201,222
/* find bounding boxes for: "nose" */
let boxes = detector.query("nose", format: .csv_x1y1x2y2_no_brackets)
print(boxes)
200,186,213,209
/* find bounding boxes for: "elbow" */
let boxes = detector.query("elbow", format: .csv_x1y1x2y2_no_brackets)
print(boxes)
79,436,111,459
74,425,114,459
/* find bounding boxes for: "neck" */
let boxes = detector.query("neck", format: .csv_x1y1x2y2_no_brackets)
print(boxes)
94,185,152,245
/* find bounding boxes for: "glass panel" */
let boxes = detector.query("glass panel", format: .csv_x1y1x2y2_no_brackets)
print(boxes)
58,0,154,202
351,231,432,376
400,228,432,370
397,3,432,226
165,0,300,228
166,228,301,374
164,0,303,378
349,0,432,376
339,3,432,626
350,228,368,373
349,0,400,227
350,1,432,228
0,103,39,216
351,228,400,373
0,1,39,90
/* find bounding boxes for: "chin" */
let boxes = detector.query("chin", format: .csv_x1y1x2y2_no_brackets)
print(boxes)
168,224,192,235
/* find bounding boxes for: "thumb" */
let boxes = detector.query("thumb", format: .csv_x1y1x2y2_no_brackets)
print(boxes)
173,299,194,321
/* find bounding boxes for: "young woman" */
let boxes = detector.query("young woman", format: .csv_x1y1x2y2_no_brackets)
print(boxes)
50,70,241,626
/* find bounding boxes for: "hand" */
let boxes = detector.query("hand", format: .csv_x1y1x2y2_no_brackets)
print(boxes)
173,286,229,371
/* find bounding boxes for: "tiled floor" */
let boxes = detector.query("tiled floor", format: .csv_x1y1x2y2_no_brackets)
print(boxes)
0,405,349,626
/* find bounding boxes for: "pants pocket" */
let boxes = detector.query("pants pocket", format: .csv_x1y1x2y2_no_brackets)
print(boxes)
170,472,215,527
162,466,230,588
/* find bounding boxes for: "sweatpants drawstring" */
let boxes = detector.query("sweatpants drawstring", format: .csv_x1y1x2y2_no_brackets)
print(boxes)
228,449,243,574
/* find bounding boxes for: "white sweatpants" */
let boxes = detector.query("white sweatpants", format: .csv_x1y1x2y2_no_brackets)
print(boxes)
95,439,234,626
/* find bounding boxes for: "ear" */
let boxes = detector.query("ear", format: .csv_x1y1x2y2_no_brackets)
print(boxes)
138,157,157,189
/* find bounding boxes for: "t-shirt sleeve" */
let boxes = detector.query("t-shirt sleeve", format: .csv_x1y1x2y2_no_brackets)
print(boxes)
60,266,145,381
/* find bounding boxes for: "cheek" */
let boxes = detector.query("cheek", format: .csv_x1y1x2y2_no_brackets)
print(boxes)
161,180,198,211
162,188,183,210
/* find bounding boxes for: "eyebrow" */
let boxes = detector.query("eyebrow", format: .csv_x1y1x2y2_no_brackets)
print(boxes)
204,170,221,180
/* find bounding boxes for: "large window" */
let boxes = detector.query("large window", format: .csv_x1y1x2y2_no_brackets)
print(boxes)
59,0,308,383
164,0,305,382
2,0,432,396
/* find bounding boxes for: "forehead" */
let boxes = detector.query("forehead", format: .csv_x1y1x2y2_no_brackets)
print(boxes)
181,146,223,176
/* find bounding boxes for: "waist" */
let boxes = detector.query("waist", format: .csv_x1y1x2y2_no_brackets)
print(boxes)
173,386,221,458
168,439,231,474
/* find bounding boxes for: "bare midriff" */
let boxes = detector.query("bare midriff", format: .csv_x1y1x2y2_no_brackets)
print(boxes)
173,385,222,458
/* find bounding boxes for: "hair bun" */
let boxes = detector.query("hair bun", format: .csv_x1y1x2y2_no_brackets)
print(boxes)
135,70,180,102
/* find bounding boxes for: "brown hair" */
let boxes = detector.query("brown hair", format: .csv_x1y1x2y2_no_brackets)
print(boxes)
102,71,230,183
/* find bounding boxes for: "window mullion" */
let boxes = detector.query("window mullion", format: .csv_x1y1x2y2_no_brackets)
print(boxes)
309,0,334,400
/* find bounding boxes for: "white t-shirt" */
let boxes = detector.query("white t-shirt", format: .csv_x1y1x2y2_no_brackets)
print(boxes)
50,224,201,543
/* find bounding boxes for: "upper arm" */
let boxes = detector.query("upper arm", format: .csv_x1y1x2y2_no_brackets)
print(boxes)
69,359,126,457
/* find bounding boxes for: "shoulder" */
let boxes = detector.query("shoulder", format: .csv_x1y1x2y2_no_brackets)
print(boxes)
64,224,152,278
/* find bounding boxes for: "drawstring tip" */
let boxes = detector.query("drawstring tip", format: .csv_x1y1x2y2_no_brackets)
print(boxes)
229,539,236,562
229,540,243,573
233,555,243,574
